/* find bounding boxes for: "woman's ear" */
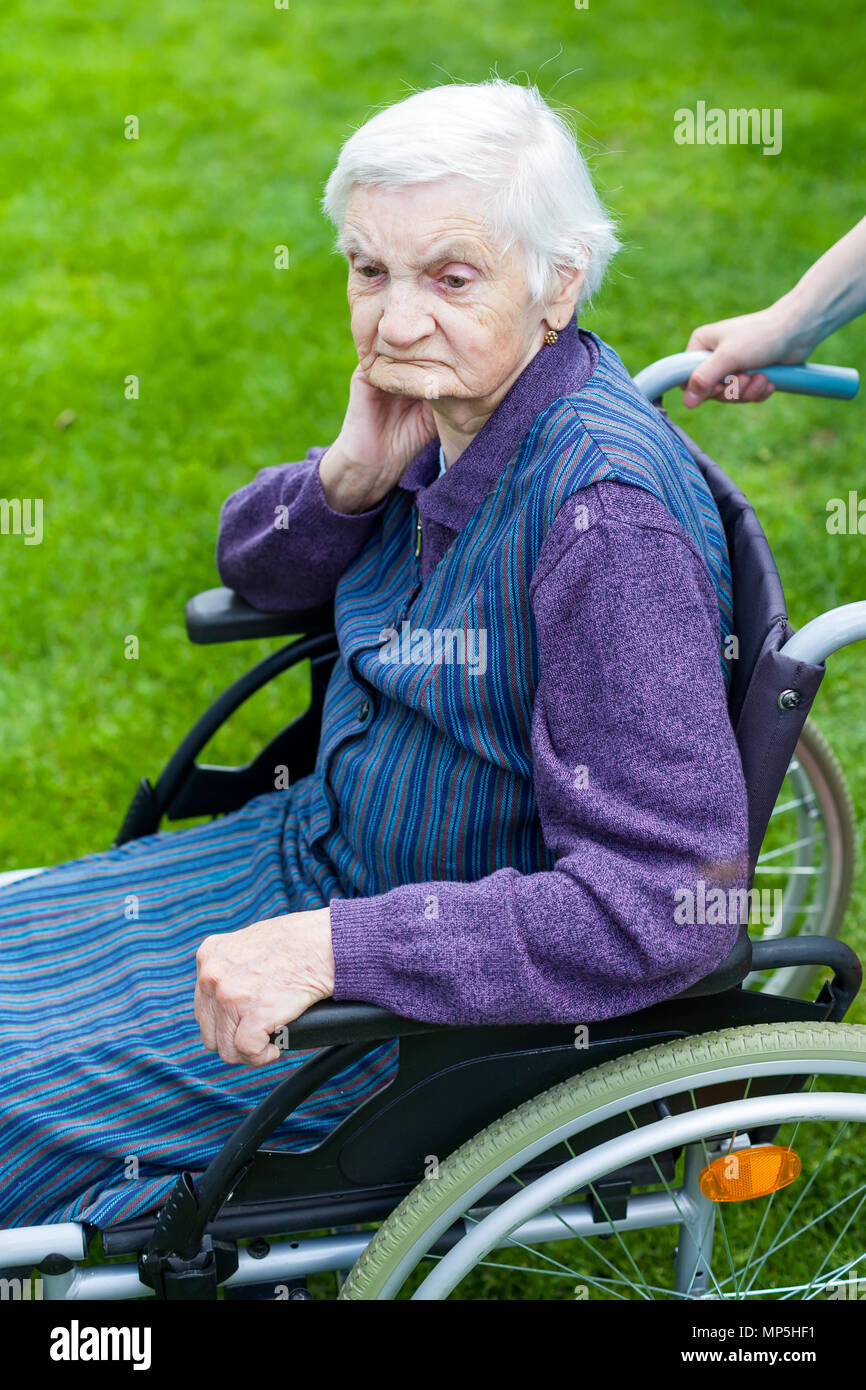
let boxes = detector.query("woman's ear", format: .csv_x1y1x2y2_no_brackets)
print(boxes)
544,259,588,330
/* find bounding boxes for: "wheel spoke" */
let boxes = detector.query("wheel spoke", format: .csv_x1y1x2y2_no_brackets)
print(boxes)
797,1185,866,1301
730,1181,866,1295
753,860,819,874
626,1102,728,1301
735,1079,815,1287
740,1116,851,1296
488,1178,656,1300
755,837,822,865
768,795,812,817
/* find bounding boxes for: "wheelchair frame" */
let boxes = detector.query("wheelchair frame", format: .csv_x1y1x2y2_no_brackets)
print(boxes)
2,351,864,1302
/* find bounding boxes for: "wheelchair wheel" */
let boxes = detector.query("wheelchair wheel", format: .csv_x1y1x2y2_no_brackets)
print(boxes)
749,719,856,997
339,1022,866,1300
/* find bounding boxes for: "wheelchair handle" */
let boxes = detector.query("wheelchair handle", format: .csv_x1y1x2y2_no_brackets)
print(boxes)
780,600,866,664
633,351,860,401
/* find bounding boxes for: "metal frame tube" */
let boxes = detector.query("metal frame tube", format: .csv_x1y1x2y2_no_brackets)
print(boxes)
780,602,866,664
0,1223,86,1266
674,1145,717,1298
633,352,859,402
35,1192,689,1300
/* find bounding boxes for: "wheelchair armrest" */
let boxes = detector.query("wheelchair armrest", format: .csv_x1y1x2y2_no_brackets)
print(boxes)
282,1000,443,1049
285,926,757,1046
667,922,753,1000
185,587,336,644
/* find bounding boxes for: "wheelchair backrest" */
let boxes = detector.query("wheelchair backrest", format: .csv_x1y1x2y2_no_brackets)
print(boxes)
661,413,826,874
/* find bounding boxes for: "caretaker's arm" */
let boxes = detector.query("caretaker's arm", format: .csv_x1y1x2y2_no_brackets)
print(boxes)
682,216,866,407
326,480,750,1025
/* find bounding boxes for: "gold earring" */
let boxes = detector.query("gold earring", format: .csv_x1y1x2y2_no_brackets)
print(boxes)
543,327,559,345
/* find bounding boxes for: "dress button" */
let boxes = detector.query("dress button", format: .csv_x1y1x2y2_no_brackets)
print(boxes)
358,697,371,722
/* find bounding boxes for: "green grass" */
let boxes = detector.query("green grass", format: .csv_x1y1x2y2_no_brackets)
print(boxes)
2,0,866,1297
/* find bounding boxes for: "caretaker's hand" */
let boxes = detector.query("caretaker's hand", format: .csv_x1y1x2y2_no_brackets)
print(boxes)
318,364,438,513
681,308,787,407
195,908,335,1066
682,216,866,408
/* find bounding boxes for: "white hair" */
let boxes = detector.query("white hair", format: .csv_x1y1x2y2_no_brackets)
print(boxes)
321,79,620,310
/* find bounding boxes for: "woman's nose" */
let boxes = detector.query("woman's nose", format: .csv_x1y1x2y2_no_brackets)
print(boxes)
377,291,436,349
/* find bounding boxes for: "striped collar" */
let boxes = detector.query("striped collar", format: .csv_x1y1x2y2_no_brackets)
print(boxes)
399,317,598,535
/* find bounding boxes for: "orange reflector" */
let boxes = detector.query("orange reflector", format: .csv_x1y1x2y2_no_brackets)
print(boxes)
698,1146,801,1202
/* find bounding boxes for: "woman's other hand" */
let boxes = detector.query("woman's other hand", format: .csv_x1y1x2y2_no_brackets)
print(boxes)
318,365,438,513
194,908,335,1066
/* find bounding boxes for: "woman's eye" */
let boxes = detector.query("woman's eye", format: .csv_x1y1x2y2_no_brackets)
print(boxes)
359,265,382,278
443,274,467,289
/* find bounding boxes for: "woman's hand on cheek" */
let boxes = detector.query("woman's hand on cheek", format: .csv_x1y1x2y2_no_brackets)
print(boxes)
194,908,335,1067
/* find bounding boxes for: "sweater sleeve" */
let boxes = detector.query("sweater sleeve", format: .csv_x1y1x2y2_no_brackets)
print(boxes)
216,446,391,611
328,480,750,1026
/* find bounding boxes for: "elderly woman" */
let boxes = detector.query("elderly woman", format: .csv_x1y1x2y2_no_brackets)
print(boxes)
0,79,747,1228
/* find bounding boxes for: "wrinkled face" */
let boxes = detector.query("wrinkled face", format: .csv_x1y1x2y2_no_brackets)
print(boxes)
341,175,546,403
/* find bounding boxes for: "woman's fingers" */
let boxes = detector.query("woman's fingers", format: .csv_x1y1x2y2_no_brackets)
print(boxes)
197,978,273,1065
194,939,220,1051
193,910,334,1066
195,937,249,1061
233,1013,281,1067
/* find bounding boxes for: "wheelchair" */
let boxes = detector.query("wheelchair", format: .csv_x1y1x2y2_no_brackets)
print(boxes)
1,351,865,1302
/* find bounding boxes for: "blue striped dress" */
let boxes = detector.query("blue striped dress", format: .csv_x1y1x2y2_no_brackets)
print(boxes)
0,790,398,1228
0,332,734,1228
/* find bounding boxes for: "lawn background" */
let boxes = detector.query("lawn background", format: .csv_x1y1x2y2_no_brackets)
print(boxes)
1,0,865,1033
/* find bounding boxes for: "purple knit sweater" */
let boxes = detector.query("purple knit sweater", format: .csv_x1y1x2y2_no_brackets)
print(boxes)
216,328,749,1024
